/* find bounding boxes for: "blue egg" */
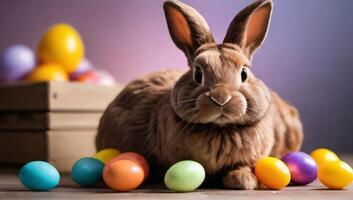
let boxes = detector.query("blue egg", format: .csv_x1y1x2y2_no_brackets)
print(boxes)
71,157,104,187
19,161,60,191
0,44,35,81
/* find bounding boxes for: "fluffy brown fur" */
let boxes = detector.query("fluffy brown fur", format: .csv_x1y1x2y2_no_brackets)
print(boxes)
96,0,303,190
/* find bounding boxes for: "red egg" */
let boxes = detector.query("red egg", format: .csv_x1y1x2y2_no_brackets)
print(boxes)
103,160,144,192
75,70,99,83
105,152,149,181
74,69,115,86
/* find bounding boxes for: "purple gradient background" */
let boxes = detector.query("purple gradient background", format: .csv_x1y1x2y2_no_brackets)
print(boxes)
1,0,353,153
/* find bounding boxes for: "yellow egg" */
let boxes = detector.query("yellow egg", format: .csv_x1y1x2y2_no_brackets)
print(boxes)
37,23,84,73
93,148,121,164
318,160,353,189
26,63,68,82
255,157,291,190
311,148,340,166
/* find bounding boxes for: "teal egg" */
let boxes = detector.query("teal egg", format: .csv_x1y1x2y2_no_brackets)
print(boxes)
164,160,205,192
19,161,60,191
71,157,104,187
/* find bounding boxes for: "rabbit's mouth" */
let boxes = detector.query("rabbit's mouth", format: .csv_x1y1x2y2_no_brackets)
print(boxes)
186,91,248,126
213,113,234,126
206,108,246,126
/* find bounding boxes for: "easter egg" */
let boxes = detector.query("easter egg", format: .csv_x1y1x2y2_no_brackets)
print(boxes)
76,70,99,83
94,70,116,86
93,148,120,164
75,69,116,86
37,23,84,73
164,160,205,192
107,152,149,180
318,160,353,189
282,152,318,185
69,58,93,80
311,148,340,166
0,44,35,81
71,157,104,187
19,161,60,191
255,157,291,190
103,160,144,191
26,63,68,82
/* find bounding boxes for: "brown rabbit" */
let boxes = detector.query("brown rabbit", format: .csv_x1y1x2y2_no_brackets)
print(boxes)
96,0,303,190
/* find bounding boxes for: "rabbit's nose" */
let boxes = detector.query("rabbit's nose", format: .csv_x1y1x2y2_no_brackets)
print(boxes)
205,87,232,106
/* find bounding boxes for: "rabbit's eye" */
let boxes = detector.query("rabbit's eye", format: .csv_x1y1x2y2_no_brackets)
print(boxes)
194,66,203,84
241,67,248,82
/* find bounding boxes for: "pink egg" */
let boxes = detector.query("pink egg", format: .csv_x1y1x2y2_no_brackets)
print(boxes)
94,70,116,86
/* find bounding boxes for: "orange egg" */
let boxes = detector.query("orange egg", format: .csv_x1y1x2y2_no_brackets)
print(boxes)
255,157,291,190
106,152,149,181
26,63,68,82
311,148,340,166
103,160,144,192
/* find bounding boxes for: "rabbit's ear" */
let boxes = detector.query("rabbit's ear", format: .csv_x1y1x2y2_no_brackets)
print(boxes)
164,0,215,64
223,0,272,59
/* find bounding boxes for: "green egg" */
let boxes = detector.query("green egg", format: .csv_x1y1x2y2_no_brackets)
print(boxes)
164,160,205,192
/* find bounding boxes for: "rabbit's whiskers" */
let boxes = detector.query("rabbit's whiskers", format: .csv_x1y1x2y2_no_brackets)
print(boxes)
174,107,198,142
175,99,197,104
179,107,198,119
177,108,198,139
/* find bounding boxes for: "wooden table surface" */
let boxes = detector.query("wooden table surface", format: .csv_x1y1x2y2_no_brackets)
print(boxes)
1,155,352,200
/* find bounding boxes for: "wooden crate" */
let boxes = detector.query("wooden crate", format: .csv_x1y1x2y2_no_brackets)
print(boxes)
0,130,97,172
0,81,123,172
0,112,102,130
0,81,121,111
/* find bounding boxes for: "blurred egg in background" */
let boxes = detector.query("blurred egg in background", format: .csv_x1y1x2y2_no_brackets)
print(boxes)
0,44,35,82
26,63,68,82
0,22,116,86
69,58,93,80
37,23,84,73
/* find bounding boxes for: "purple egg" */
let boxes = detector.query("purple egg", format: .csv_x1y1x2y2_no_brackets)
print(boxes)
282,151,318,185
69,58,93,80
0,44,35,82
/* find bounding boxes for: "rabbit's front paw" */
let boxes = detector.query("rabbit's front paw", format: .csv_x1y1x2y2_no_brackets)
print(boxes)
222,166,257,190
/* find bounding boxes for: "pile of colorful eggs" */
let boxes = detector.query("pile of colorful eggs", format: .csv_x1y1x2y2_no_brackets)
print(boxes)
18,147,352,192
71,148,149,191
71,148,206,192
0,23,115,85
312,148,353,189
255,148,353,190
18,147,206,192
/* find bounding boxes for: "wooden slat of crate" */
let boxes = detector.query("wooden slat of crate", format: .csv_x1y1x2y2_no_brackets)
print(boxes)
0,130,96,172
0,131,47,164
0,112,103,130
0,81,122,111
